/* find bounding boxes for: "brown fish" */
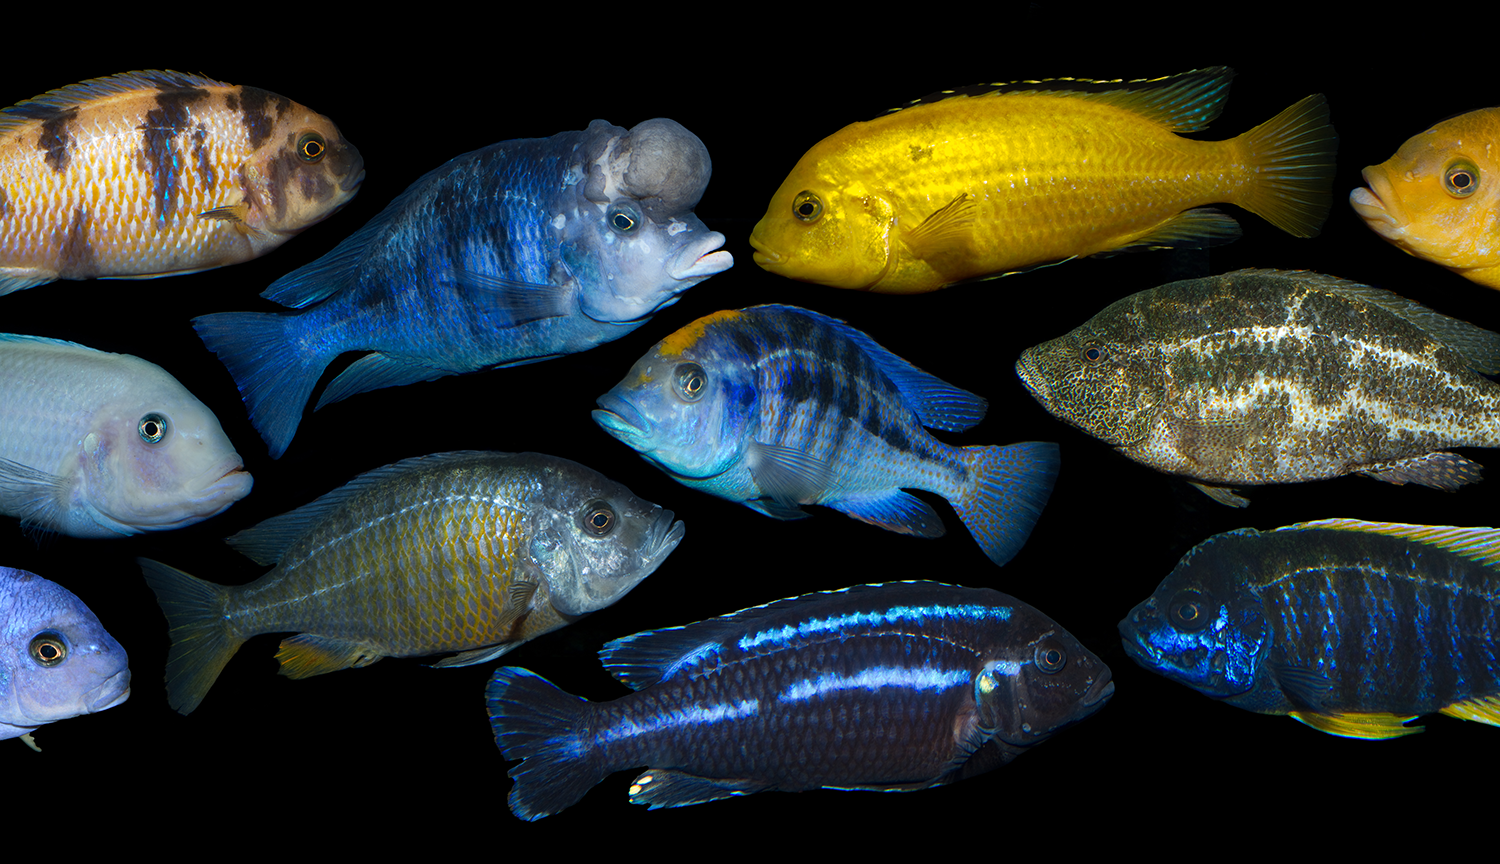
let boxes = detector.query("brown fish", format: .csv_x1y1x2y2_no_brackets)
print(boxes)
1015,269,1500,505
0,70,363,295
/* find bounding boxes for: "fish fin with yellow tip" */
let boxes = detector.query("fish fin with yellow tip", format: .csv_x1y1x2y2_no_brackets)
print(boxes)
904,192,978,257
628,768,768,809
1288,710,1423,739
1280,518,1500,569
137,558,245,715
1230,93,1338,238
274,634,384,679
486,667,610,821
1440,694,1500,727
199,203,250,223
1189,481,1251,508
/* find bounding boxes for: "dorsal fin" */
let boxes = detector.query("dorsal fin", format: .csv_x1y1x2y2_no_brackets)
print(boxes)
1281,518,1500,569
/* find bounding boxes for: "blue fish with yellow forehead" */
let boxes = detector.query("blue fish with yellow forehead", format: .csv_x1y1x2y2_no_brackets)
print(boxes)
1120,518,1500,739
593,305,1058,565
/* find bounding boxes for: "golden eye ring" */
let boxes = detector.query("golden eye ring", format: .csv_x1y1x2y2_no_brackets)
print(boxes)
1444,161,1480,197
298,132,327,164
30,632,67,667
583,502,616,536
792,191,823,223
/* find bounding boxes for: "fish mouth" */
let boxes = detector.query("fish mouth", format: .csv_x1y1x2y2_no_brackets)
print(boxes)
86,669,132,712
1081,669,1115,708
1014,351,1050,405
1349,166,1407,240
142,456,253,531
748,231,784,269
593,396,650,450
643,508,687,567
669,231,734,282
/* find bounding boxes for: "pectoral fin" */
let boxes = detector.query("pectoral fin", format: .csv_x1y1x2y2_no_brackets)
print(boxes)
199,202,251,223
0,458,69,534
1189,481,1250,508
275,634,384,679
1288,710,1422,739
746,441,831,505
904,192,977,257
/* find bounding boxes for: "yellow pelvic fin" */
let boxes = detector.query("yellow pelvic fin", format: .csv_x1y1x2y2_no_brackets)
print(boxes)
1440,694,1500,727
1289,710,1423,740
904,192,977,257
1232,93,1337,238
275,634,384,679
658,309,744,357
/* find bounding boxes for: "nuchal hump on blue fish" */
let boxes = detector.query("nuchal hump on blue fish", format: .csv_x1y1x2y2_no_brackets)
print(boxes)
593,304,1059,565
1120,518,1500,739
193,117,732,458
487,581,1113,818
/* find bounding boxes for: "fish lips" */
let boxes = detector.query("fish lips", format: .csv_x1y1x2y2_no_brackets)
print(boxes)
86,669,131,713
642,508,687,570
1349,166,1408,240
668,231,734,283
593,395,652,451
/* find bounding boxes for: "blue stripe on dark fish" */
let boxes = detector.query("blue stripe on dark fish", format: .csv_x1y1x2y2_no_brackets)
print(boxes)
737,602,1012,652
778,666,970,702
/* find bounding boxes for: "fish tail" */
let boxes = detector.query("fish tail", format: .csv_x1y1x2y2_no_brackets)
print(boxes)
192,310,330,459
1232,93,1338,238
486,666,609,821
951,442,1060,566
137,558,245,715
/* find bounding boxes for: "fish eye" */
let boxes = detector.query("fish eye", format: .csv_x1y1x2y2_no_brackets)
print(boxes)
792,191,823,223
1082,342,1105,364
1169,590,1212,631
1444,161,1480,197
297,132,327,164
582,501,616,536
29,632,67,667
607,203,641,235
1034,641,1067,674
138,413,169,444
674,363,707,402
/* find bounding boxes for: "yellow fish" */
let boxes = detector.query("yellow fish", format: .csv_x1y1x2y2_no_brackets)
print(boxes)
750,67,1336,294
1350,108,1500,289
0,70,363,295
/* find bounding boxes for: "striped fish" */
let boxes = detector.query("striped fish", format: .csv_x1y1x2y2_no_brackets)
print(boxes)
1120,518,1500,739
0,70,363,294
487,581,1114,819
593,305,1059,566
138,451,684,714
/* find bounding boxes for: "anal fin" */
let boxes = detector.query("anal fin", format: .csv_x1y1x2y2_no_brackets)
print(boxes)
627,768,770,809
1288,710,1422,739
275,634,384,679
1360,451,1483,491
1440,693,1500,727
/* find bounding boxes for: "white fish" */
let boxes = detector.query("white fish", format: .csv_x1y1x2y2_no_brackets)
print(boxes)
0,333,252,537
1,566,129,750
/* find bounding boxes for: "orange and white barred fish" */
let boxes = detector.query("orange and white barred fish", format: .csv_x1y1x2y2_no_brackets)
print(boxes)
0,70,363,294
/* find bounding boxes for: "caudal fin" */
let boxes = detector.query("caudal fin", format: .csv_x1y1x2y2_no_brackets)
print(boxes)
951,442,1060,566
137,558,244,715
486,667,609,821
1233,93,1338,238
192,310,330,459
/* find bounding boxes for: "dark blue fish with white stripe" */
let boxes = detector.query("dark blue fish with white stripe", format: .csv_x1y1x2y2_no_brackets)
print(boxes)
486,581,1113,819
1120,518,1500,739
593,305,1059,565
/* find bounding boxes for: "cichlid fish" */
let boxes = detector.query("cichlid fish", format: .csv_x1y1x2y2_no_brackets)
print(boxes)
1120,518,1500,739
749,67,1336,294
487,580,1113,818
139,451,684,714
0,70,362,294
195,118,732,459
2,566,130,751
1016,269,1500,506
1351,107,1500,289
594,305,1058,565
0,333,251,537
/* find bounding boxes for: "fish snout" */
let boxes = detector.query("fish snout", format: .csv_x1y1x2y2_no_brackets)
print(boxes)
670,231,734,282
1014,351,1050,404
1081,669,1115,709
646,508,686,563
86,669,132,712
748,230,784,269
593,397,651,450
1349,166,1407,239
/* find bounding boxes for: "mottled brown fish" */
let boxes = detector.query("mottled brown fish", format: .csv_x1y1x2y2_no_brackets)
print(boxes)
0,70,363,294
1016,269,1500,505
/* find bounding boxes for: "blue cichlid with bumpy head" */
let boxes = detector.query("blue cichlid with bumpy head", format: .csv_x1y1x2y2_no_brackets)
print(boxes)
195,118,732,458
487,581,1113,819
594,305,1058,566
2,567,130,751
1120,518,1500,739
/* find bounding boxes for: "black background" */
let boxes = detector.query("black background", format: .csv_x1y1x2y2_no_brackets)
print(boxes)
6,13,1496,845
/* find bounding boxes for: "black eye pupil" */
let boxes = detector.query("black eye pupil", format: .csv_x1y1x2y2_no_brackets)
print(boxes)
1180,603,1198,620
613,213,634,231
39,644,57,660
1085,347,1101,361
1454,172,1472,188
797,203,814,216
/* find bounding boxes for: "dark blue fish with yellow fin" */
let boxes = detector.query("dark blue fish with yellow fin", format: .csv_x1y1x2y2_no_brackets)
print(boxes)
1121,518,1500,739
487,581,1113,818
593,305,1058,565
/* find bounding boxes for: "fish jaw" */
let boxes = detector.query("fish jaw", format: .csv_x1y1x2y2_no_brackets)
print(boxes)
667,231,734,283
84,669,131,713
593,397,655,455
134,453,254,533
1349,166,1410,244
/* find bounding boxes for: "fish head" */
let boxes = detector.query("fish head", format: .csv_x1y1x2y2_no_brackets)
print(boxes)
1118,529,1270,700
593,311,758,482
565,119,732,323
74,360,252,536
750,133,896,290
0,569,130,736
243,97,364,244
976,603,1113,748
1350,108,1500,287
525,457,685,617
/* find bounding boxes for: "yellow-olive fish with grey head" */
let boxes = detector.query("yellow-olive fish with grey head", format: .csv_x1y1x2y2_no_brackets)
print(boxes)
0,70,363,294
750,67,1336,294
1016,269,1500,506
139,451,684,714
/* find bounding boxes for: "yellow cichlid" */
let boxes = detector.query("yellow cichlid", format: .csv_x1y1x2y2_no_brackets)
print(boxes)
0,70,364,295
750,67,1337,294
1350,108,1500,289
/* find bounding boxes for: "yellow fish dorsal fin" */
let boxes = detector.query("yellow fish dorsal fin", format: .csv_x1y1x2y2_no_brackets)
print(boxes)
1279,518,1500,569
657,309,743,357
1289,710,1423,739
1440,694,1500,727
886,66,1235,133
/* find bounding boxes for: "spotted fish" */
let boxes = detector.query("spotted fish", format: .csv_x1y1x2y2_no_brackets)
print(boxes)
487,581,1114,818
0,70,363,294
1016,268,1500,506
594,305,1059,565
1120,518,1500,739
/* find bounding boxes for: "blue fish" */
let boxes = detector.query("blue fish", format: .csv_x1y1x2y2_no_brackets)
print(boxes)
487,581,1113,818
1,567,130,750
1120,518,1500,739
195,118,733,458
593,305,1059,565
